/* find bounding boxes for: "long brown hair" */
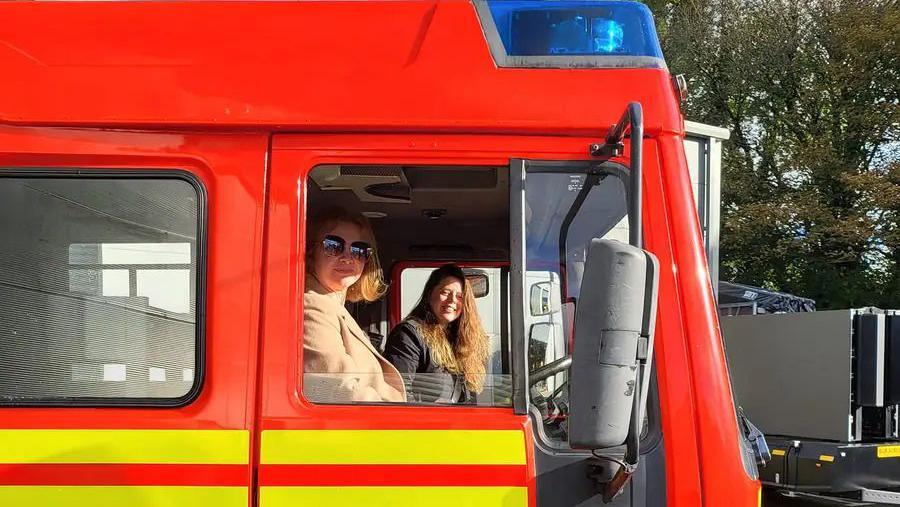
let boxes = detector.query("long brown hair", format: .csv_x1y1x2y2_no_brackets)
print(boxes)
305,207,387,303
407,264,489,393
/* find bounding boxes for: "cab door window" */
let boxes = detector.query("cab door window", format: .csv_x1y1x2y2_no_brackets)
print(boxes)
302,164,510,406
523,165,630,444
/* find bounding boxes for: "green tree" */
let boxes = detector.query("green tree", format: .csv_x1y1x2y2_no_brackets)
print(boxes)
652,0,900,308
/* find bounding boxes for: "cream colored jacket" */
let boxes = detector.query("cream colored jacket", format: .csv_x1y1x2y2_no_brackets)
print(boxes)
302,276,405,403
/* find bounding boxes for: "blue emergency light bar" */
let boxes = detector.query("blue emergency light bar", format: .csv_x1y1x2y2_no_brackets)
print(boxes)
481,0,663,60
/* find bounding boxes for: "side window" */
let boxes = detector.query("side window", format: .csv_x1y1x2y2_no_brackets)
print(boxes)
0,174,204,404
302,164,510,406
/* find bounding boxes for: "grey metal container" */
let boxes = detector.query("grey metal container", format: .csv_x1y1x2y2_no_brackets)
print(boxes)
721,309,899,443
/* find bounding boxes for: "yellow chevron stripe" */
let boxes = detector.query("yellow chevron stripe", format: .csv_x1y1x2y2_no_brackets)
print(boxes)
0,486,246,506
0,429,249,464
260,486,528,506
261,429,526,465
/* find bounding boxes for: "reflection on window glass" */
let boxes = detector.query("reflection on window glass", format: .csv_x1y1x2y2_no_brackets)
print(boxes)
136,269,191,313
101,269,130,297
525,166,629,443
303,372,512,407
0,176,200,403
68,243,193,314
525,171,629,298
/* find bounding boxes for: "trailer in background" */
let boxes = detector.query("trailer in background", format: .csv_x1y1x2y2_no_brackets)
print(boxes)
722,309,900,503
718,281,816,316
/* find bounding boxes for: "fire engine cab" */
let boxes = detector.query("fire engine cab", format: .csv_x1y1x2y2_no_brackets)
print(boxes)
0,1,761,506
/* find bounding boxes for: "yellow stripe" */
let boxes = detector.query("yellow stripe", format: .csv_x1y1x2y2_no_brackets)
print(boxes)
877,445,900,458
261,430,525,465
260,486,527,507
771,449,786,456
818,455,834,462
0,486,246,506
0,430,249,464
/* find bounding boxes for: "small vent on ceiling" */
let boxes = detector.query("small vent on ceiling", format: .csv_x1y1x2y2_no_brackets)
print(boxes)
310,165,409,203
341,166,403,178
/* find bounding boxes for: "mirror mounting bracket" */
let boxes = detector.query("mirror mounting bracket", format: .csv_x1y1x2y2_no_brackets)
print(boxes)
588,102,644,247
589,140,624,158
636,336,649,361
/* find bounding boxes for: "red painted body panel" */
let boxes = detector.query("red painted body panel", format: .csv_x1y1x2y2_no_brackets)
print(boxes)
0,125,268,498
643,139,704,505
0,1,682,136
0,463,247,487
656,134,760,504
259,139,539,505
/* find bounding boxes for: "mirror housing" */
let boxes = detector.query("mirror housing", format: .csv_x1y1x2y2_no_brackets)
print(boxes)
530,282,552,316
529,280,562,316
569,239,659,449
463,269,490,298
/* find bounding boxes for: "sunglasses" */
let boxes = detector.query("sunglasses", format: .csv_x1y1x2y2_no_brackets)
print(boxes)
322,234,373,262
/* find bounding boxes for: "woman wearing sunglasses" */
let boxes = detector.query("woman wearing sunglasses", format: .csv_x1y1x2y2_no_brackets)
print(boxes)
383,263,489,404
303,207,405,403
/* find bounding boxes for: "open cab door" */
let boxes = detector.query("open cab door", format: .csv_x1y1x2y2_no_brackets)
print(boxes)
510,104,661,504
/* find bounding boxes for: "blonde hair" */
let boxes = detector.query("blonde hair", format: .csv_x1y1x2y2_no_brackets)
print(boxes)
306,207,387,303
408,264,489,393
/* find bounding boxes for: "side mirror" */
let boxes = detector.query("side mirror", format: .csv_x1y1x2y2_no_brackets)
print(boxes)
463,269,490,298
569,239,659,449
530,282,552,316
529,280,561,316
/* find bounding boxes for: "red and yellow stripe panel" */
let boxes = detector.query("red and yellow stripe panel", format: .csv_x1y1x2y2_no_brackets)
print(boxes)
259,429,529,507
0,429,249,506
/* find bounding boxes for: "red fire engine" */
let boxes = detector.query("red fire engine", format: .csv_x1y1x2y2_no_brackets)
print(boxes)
0,1,762,505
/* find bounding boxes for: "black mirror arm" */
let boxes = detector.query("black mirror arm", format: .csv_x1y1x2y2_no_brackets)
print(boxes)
738,406,771,466
572,104,646,502
589,102,643,248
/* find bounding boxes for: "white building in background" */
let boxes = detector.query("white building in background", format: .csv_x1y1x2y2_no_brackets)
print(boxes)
684,121,730,294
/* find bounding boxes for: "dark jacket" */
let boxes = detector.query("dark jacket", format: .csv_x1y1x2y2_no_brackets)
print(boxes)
382,320,472,404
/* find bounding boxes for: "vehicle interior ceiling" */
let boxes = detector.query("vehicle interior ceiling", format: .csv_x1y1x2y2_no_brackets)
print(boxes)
307,165,510,346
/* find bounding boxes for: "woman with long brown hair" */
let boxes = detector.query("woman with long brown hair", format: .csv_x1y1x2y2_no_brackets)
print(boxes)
383,263,489,403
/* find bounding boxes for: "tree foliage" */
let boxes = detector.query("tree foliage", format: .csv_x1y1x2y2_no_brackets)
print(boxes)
650,0,900,308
